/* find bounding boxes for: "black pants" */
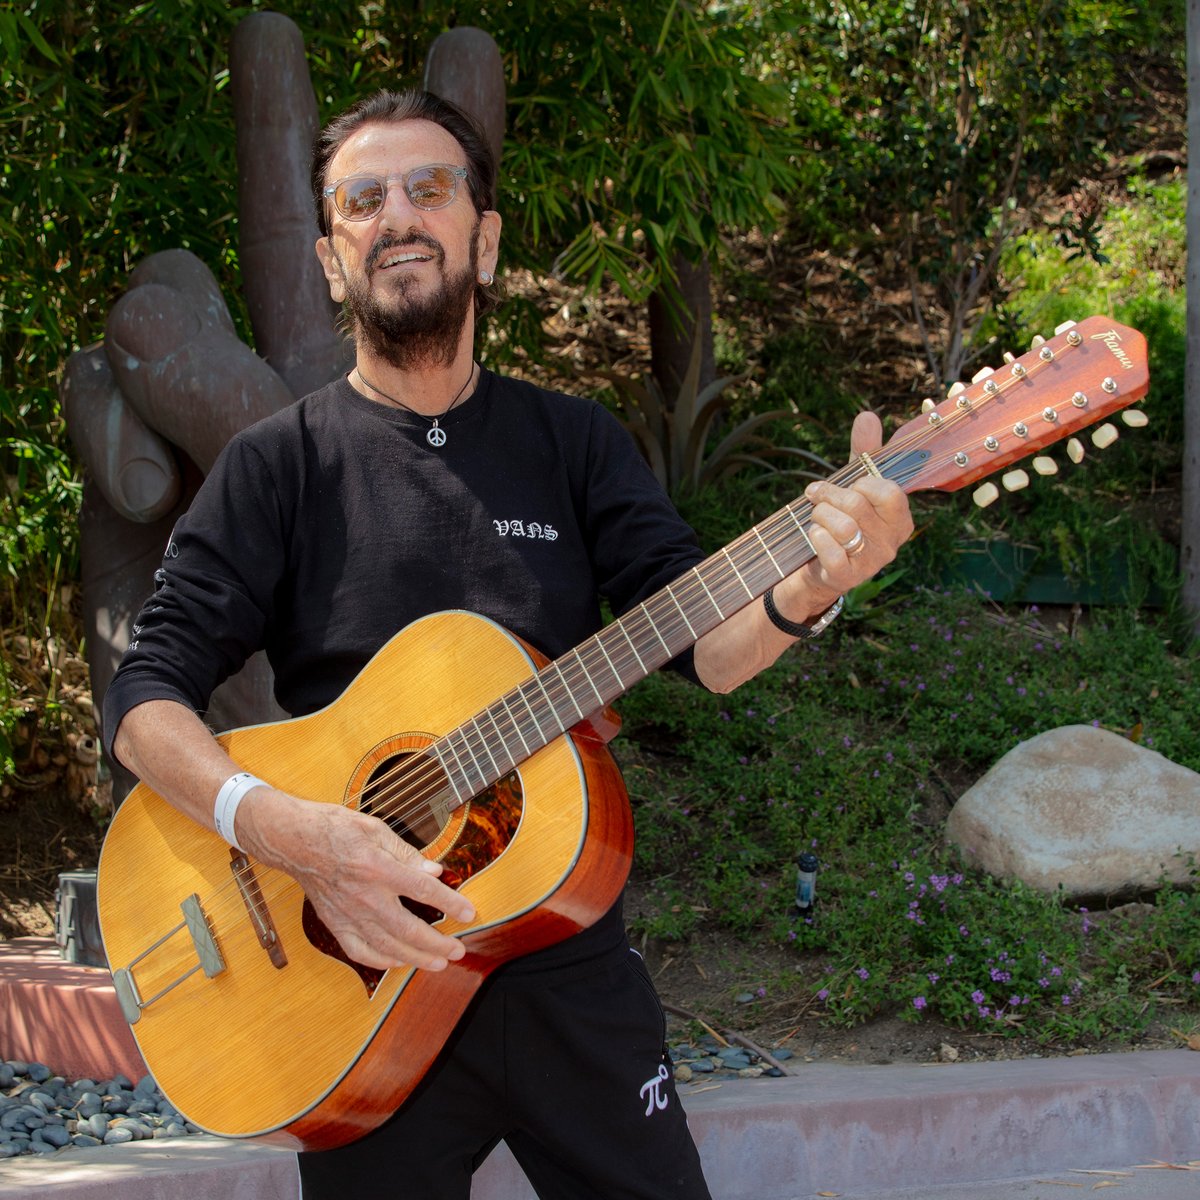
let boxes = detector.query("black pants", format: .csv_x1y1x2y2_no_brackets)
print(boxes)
299,948,712,1199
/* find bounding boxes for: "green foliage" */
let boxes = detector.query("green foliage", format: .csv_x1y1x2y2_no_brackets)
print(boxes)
784,0,1178,386
623,585,1200,1043
489,0,799,302
590,324,835,497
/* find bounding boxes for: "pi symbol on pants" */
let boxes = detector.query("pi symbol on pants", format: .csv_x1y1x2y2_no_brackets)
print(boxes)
639,1063,670,1116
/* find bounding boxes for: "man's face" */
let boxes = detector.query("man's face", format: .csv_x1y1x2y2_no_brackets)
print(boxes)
316,119,500,368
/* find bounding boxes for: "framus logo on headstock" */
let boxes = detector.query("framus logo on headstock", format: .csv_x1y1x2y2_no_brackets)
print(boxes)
1091,329,1136,370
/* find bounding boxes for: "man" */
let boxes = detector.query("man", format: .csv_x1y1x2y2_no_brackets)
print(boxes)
104,90,913,1198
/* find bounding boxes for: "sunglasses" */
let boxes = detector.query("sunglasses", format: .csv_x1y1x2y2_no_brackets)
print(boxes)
323,164,470,222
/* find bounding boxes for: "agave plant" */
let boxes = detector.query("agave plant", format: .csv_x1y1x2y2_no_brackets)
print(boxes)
590,325,835,497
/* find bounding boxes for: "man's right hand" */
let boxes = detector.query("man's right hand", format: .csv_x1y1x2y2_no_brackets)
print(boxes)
237,786,477,972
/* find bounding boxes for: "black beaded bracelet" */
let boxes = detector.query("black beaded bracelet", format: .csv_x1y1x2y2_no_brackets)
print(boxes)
763,588,845,640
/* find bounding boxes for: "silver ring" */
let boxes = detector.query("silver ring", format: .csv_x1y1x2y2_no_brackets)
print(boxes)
842,529,865,556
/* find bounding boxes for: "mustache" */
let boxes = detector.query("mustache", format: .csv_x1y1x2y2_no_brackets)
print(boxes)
366,230,445,273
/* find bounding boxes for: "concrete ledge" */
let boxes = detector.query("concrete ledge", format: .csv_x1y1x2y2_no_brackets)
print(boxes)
0,1050,1195,1199
0,937,145,1082
685,1049,1200,1198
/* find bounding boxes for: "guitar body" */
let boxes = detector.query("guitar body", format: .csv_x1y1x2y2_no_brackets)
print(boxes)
97,610,633,1149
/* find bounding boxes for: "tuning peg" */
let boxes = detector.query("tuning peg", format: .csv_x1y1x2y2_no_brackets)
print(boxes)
973,481,1000,508
947,381,967,398
1032,456,1058,476
1092,423,1119,449
1067,438,1085,463
1053,319,1078,335
971,365,996,382
1030,334,1046,349
1003,351,1016,364
1122,409,1149,427
1002,469,1030,492
921,398,936,413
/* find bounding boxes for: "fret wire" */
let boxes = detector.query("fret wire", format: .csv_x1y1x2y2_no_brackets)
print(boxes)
635,600,673,659
432,743,468,806
646,593,693,658
592,632,626,693
445,729,487,796
721,548,755,599
614,620,648,676
498,693,534,756
540,662,585,724
482,707,518,772
565,651,605,711
468,717,503,779
752,526,786,580
544,662,586,723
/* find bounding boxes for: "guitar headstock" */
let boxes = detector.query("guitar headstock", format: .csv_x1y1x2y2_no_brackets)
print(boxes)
879,316,1149,501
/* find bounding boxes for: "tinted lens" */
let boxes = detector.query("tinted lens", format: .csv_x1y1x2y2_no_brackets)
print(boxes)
406,166,458,210
335,177,385,220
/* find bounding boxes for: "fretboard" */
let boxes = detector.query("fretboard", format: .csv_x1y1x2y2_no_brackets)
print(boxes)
431,488,827,808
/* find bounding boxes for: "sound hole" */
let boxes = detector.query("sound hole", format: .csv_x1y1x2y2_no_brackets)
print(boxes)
302,749,525,997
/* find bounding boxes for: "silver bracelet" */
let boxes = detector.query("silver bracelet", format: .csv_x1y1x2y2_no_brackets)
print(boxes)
763,589,844,640
213,771,266,852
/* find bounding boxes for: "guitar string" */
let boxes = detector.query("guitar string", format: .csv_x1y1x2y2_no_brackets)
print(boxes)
144,338,1104,982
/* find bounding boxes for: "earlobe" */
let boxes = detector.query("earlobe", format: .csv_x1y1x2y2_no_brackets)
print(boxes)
315,236,347,304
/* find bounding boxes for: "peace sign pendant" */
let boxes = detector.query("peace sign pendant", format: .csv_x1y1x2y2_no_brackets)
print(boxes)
426,422,447,448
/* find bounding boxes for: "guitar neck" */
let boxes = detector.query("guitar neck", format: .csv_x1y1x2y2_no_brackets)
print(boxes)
433,484,835,806
433,313,1150,808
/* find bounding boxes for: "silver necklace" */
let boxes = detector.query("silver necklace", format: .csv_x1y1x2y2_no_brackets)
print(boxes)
355,363,476,448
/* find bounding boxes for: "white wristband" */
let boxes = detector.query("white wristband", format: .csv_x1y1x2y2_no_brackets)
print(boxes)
213,771,266,852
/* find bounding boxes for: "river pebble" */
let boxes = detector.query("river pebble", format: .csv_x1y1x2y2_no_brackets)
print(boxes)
0,1061,202,1159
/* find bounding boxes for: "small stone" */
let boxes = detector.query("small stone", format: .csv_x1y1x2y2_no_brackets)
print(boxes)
103,1127,135,1145
0,1066,12,1088
765,1067,785,1077
734,992,756,1004
772,1048,794,1061
0,1141,20,1158
77,1092,103,1118
38,1124,70,1148
165,1122,189,1138
4,1061,29,1077
85,1113,109,1139
27,1064,51,1084
737,1066,764,1078
689,1058,715,1074
72,1134,103,1147
109,1074,133,1091
133,1075,158,1098
28,1139,58,1155
938,1043,960,1063
673,1063,693,1084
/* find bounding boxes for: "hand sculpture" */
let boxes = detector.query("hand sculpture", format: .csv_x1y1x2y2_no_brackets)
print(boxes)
60,14,504,801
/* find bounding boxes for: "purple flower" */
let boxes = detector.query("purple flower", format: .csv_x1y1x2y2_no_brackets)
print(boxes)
913,996,927,1011
817,988,830,1001
1192,971,1200,985
855,967,870,980
927,973,940,985
971,990,986,1004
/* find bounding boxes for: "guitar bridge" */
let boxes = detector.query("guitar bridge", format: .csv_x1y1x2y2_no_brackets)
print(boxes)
111,893,225,1025
230,850,288,968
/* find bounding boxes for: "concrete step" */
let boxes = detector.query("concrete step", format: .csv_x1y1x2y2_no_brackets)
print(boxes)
3,937,1197,1198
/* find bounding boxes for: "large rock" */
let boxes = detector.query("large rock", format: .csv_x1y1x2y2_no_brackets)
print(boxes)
946,725,1200,898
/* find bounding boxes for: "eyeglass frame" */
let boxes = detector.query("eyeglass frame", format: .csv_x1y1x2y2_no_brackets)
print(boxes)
321,164,471,222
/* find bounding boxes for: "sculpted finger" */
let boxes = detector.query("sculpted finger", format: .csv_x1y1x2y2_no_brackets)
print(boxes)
105,255,294,472
61,344,182,523
231,13,350,398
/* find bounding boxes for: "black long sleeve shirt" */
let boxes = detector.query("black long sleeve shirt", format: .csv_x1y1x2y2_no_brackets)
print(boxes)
103,368,707,971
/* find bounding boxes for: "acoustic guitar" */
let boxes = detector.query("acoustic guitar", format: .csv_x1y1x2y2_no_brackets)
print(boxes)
96,315,1149,1149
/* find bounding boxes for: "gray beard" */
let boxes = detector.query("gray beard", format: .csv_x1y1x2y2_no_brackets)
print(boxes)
343,234,478,371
